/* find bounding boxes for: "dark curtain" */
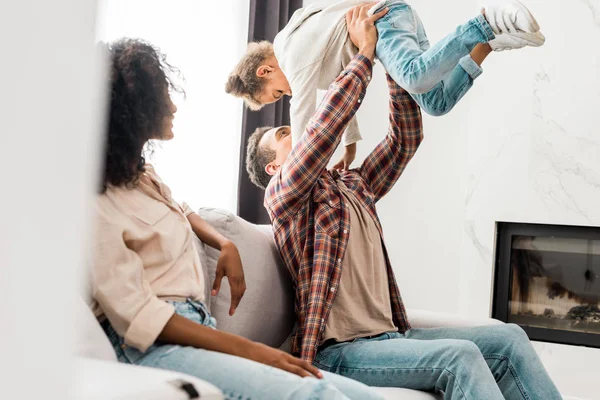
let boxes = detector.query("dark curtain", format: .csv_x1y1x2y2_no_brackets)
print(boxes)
237,0,303,224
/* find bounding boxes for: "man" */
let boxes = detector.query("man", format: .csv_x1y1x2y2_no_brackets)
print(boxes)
244,6,562,399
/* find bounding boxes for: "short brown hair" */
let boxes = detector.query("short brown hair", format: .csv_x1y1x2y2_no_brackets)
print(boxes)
246,126,276,189
225,41,274,111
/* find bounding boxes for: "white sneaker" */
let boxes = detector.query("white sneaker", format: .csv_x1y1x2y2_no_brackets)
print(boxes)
483,1,540,34
489,31,546,51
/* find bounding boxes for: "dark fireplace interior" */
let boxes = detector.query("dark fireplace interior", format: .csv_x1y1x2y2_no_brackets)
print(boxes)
493,223,600,348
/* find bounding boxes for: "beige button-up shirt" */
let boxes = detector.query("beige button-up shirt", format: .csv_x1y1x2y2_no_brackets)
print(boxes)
91,165,206,352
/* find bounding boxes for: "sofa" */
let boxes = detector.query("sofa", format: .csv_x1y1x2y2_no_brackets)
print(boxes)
74,207,503,400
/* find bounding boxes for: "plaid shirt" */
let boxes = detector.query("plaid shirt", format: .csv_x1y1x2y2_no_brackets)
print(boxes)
264,55,423,362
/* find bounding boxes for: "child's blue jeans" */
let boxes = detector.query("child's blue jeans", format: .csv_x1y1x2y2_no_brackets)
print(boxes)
375,0,495,116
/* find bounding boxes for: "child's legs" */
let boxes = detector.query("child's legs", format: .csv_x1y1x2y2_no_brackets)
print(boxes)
410,56,480,116
375,1,494,95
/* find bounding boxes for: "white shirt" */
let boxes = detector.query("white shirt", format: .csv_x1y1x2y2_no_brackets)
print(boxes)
274,0,367,146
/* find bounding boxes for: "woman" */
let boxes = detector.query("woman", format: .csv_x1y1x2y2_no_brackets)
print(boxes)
92,38,383,400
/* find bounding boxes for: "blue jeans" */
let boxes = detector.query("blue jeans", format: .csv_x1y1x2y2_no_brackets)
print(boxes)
374,0,495,116
314,324,562,399
102,299,384,400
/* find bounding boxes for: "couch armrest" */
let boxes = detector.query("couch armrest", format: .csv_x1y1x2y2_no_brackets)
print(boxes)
72,357,223,400
407,309,504,329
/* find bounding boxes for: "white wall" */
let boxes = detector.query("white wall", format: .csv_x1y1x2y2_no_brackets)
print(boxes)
97,0,250,212
0,1,105,399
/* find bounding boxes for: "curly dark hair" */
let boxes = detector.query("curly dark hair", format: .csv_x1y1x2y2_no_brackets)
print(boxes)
101,38,183,192
246,126,275,189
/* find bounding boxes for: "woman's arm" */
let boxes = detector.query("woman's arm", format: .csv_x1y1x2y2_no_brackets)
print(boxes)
186,212,246,316
186,212,230,250
159,313,322,379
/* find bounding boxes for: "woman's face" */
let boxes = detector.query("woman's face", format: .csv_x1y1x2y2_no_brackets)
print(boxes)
159,90,178,141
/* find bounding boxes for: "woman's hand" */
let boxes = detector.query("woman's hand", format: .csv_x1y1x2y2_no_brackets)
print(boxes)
159,315,322,379
246,342,323,379
212,241,246,316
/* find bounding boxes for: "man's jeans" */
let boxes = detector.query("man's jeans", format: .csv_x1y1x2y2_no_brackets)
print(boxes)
374,0,495,116
314,324,563,399
102,299,384,400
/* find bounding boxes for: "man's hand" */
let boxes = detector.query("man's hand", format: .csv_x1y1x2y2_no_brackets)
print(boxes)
333,143,357,170
346,2,388,60
212,241,246,316
246,342,323,379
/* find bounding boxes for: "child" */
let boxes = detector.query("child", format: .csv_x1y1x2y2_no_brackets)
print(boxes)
226,0,545,169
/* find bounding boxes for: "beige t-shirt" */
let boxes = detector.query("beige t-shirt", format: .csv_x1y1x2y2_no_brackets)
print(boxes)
91,165,206,352
323,182,396,343
274,0,366,146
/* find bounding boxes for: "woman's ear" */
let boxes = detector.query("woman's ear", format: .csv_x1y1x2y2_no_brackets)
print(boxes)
256,64,274,78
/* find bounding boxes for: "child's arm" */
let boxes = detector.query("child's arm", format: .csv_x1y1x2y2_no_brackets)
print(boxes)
333,142,357,170
333,116,361,170
289,67,321,147
344,115,362,146
289,69,363,152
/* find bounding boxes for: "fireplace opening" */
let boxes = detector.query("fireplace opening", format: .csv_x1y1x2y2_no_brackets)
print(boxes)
493,223,600,348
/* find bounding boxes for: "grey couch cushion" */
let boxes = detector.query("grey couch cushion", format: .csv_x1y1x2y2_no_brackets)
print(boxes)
197,208,295,348
192,235,212,313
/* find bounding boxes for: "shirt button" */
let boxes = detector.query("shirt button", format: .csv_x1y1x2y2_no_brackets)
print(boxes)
329,201,334,206
367,76,371,81
358,98,362,103
337,258,342,263
330,287,336,292
343,229,348,234
321,318,325,323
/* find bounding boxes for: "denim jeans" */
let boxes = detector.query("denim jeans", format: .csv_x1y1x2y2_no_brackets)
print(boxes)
314,324,562,400
102,299,384,400
374,0,495,116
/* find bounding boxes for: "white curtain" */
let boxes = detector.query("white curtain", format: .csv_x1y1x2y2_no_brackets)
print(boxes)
97,0,250,212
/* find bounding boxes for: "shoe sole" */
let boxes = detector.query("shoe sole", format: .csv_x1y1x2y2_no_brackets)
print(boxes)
513,0,541,33
491,31,546,51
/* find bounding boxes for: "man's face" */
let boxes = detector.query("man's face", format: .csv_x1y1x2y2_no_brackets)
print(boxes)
260,126,292,176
